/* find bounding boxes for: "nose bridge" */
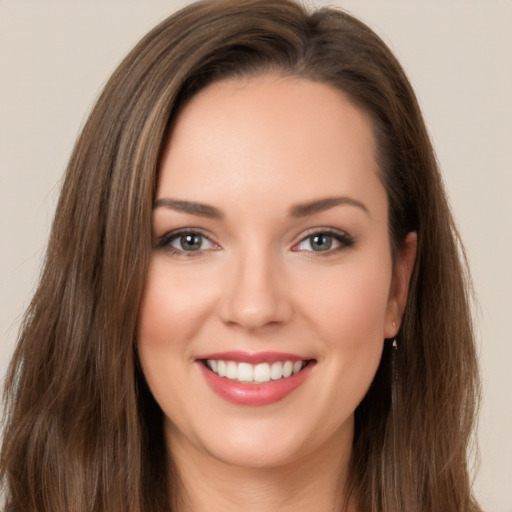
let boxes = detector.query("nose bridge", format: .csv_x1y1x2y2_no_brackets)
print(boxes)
219,239,292,330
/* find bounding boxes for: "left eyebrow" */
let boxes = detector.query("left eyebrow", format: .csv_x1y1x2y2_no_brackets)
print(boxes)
289,196,369,218
153,198,224,219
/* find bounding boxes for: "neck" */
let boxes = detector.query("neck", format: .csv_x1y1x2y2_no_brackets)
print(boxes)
167,426,355,512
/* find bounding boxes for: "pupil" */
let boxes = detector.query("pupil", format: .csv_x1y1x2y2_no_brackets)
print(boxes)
311,234,332,251
181,234,201,251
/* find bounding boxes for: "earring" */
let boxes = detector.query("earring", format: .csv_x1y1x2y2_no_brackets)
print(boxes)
392,321,397,348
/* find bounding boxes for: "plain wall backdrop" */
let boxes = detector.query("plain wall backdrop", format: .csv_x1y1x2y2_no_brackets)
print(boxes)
1,1,511,510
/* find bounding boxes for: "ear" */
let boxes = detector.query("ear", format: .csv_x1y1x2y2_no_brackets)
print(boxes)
384,232,417,339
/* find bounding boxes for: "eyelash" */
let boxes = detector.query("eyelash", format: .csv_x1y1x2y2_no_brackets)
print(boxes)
291,228,355,255
157,229,219,257
156,228,354,257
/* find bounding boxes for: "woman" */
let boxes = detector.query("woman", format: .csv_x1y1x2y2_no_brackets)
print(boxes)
0,1,481,511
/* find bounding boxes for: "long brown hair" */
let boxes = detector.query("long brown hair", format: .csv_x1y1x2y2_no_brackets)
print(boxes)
1,1,481,511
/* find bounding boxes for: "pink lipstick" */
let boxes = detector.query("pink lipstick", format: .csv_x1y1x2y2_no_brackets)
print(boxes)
196,351,315,406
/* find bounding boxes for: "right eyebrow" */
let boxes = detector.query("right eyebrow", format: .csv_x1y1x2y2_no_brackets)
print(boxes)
289,196,370,218
153,198,224,219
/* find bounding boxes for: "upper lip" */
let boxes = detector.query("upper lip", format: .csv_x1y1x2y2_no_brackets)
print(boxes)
195,351,313,364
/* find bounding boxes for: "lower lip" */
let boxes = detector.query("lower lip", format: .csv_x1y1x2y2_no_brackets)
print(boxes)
198,362,314,406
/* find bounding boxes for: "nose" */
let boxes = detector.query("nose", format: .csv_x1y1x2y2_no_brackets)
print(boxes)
218,246,293,331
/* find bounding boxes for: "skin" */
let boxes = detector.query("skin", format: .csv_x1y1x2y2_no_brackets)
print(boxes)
137,75,416,512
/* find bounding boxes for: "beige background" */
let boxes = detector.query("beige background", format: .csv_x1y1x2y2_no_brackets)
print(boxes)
1,1,511,510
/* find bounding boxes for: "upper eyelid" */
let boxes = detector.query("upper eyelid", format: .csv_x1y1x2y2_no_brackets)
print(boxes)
295,226,352,241
157,227,215,239
156,228,219,248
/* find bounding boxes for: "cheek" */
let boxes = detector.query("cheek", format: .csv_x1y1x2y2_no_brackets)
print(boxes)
296,256,393,346
137,258,215,352
293,256,392,411
136,259,215,420
136,259,215,411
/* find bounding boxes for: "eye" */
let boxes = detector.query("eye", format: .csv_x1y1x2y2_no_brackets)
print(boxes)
157,230,219,255
292,229,354,253
173,233,206,251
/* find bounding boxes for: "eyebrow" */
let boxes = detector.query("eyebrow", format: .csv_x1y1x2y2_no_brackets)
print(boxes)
153,195,369,220
289,196,369,217
153,198,224,219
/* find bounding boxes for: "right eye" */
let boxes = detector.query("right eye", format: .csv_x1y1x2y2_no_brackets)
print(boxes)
158,230,219,256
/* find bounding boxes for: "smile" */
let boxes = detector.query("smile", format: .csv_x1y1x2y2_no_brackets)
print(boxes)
205,359,306,383
197,351,315,406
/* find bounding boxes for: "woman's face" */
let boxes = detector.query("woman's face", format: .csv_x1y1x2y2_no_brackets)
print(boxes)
138,75,412,470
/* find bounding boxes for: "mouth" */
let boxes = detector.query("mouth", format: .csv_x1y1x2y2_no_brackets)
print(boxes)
196,351,316,406
203,359,312,384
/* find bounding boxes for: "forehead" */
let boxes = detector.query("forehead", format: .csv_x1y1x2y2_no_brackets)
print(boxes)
157,74,385,215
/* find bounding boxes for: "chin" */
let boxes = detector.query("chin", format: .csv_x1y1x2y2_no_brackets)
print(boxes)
210,435,308,469
166,408,354,472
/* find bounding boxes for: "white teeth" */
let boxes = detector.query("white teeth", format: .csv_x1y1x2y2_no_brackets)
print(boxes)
253,363,270,382
205,359,306,383
217,360,226,377
282,361,293,378
270,362,283,380
238,362,254,382
226,361,237,379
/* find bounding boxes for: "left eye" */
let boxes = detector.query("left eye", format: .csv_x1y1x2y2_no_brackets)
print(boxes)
159,231,217,254
294,231,352,253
